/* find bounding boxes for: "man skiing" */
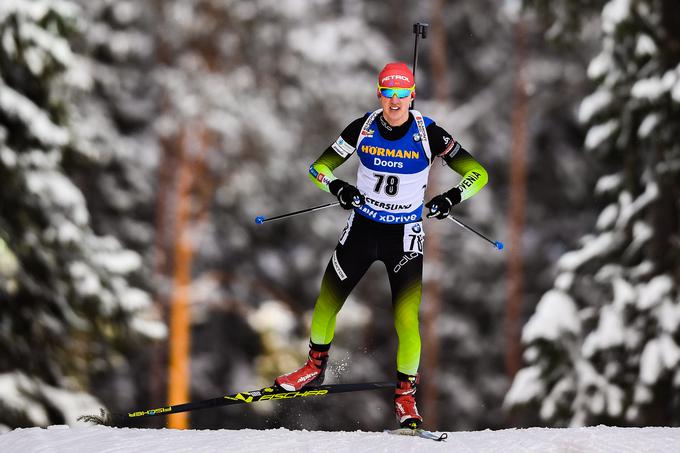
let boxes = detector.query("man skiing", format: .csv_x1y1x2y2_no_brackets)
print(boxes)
274,62,488,429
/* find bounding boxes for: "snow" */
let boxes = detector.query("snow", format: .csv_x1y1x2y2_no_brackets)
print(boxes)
631,77,666,101
658,297,680,333
557,231,620,271
555,183,657,275
584,119,618,150
25,170,89,225
638,113,660,138
627,220,653,254
19,21,74,68
330,297,372,332
131,317,168,340
0,373,49,427
587,50,612,80
110,1,140,26
612,278,636,309
595,203,618,231
504,365,543,406
522,289,580,343
631,70,677,101
248,300,297,343
578,90,612,123
502,0,522,22
637,275,673,310
639,336,680,385
0,373,103,429
33,386,102,426
615,183,659,230
635,34,656,56
582,305,625,357
601,0,631,34
0,0,78,23
88,23,153,61
2,425,680,453
595,173,622,195
0,81,69,147
672,77,680,103
69,261,103,296
115,286,152,312
571,361,625,421
93,247,142,274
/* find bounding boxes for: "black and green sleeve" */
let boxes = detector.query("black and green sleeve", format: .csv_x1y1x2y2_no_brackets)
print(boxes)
443,147,488,201
308,115,366,192
427,122,488,201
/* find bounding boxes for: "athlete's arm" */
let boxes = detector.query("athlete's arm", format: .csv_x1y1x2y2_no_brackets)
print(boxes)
443,148,488,202
424,123,488,219
426,123,488,202
308,115,366,192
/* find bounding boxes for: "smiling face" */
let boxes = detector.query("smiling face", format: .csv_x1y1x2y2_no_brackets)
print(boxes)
378,91,414,127
376,62,416,127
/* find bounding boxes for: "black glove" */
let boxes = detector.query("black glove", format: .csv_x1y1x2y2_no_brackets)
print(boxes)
329,179,365,210
425,188,462,219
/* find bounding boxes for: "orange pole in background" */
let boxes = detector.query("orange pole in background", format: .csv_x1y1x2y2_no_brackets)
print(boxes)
166,126,198,429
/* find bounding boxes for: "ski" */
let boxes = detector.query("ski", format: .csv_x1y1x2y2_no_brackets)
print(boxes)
386,428,448,442
79,381,395,426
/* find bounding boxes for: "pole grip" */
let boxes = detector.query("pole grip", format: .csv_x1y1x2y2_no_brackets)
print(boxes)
411,23,429,109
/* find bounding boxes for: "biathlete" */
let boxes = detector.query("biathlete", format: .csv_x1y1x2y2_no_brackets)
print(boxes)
274,62,488,429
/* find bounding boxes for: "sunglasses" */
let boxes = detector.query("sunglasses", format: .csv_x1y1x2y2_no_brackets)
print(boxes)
378,85,415,98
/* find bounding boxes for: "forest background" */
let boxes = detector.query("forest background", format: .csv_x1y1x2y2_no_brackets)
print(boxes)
1,0,678,433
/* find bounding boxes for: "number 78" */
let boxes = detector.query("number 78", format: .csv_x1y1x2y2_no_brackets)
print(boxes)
373,173,400,195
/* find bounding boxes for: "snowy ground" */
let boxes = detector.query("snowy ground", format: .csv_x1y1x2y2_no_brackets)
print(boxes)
1,425,680,453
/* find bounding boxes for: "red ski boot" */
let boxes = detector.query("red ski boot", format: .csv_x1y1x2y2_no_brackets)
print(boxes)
274,346,329,391
394,373,423,429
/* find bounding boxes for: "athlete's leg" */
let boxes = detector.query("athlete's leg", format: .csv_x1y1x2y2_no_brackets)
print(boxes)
383,223,424,428
387,256,423,375
275,214,375,390
310,214,375,345
383,222,424,375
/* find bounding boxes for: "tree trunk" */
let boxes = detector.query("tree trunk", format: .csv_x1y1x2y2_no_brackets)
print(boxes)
505,20,529,379
421,0,450,429
166,124,210,429
166,126,194,429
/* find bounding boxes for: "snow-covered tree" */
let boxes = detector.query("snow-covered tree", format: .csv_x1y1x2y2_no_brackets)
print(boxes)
506,0,680,426
0,0,163,430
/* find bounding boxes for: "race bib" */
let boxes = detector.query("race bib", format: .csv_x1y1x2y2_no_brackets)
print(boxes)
403,221,424,254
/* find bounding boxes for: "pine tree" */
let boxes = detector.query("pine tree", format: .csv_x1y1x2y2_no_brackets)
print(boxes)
506,0,680,426
0,0,162,429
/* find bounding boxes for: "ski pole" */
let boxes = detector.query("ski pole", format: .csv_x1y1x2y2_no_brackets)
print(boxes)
78,381,395,426
255,201,340,224
448,214,504,250
411,22,429,109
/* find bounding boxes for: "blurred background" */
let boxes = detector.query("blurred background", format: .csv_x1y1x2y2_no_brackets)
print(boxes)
1,0,678,433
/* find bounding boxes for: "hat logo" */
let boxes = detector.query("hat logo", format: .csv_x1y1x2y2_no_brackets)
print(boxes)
381,74,411,84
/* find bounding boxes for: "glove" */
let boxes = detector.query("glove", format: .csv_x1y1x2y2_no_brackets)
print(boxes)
425,188,462,219
329,179,365,210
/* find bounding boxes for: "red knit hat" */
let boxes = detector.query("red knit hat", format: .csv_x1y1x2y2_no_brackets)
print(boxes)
378,62,415,88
